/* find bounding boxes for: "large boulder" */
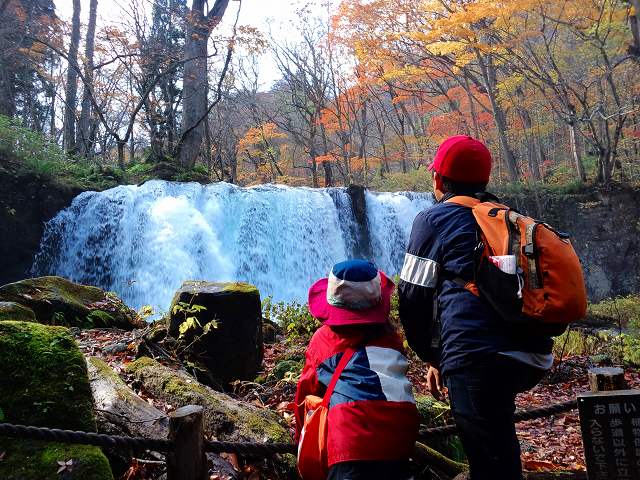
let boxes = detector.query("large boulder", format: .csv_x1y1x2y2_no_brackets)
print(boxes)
0,276,141,329
126,357,290,445
0,301,36,321
168,281,263,384
0,321,113,480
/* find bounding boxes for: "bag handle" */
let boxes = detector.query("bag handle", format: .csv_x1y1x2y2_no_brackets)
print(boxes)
321,348,356,408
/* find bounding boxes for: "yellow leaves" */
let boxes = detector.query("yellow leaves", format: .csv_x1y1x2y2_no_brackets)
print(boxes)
427,41,469,57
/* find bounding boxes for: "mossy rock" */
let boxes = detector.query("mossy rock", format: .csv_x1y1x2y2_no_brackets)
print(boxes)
168,280,263,384
126,357,290,444
0,301,35,322
415,395,465,463
0,276,140,329
0,321,113,479
0,442,113,480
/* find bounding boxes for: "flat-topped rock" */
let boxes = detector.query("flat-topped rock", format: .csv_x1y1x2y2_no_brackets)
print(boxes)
168,281,263,384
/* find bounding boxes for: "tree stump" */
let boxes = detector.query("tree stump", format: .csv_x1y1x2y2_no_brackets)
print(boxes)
587,367,627,392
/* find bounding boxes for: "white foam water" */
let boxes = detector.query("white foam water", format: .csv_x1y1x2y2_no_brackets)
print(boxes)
32,180,433,314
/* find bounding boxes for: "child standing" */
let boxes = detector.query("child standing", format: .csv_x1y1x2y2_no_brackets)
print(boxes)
295,260,419,480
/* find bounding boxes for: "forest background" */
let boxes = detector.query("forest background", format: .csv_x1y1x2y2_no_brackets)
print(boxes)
1,0,639,193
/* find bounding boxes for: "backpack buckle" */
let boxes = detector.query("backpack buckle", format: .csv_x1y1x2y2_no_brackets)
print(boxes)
523,244,535,257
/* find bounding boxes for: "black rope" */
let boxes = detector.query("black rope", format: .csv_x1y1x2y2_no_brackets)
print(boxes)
0,399,578,455
419,398,578,439
0,423,171,451
0,423,294,456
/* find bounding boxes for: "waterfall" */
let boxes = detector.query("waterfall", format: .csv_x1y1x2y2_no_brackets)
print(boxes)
32,180,433,314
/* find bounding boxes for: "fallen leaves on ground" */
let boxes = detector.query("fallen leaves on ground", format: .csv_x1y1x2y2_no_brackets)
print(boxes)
73,327,640,477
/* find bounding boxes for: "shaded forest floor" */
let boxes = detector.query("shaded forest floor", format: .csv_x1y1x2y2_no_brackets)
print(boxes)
72,327,640,478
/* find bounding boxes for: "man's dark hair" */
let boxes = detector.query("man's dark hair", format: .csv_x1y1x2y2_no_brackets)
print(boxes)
441,176,488,196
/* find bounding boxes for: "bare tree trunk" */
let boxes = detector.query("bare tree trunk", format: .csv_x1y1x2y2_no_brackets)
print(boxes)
77,0,98,157
178,0,230,169
520,113,542,181
568,122,586,182
63,0,81,154
476,51,519,181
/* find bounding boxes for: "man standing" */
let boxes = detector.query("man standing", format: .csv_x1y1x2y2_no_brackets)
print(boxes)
398,136,564,479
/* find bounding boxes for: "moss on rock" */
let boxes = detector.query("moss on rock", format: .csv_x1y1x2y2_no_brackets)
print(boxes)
0,301,35,322
0,441,113,480
0,276,140,329
0,321,112,479
126,357,290,444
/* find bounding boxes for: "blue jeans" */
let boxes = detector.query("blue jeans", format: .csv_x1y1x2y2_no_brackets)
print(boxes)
445,354,546,480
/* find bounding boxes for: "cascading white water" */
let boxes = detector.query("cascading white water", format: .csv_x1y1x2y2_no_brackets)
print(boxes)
33,180,433,313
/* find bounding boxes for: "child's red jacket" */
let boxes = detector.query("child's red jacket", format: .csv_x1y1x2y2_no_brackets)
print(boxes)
294,324,419,467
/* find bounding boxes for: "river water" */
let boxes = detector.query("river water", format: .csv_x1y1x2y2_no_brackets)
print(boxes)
32,181,433,313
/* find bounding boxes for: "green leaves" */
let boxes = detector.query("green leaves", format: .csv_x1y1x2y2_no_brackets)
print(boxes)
174,302,216,342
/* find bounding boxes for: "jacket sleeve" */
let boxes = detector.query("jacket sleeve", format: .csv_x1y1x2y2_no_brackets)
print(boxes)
398,210,442,364
294,346,322,443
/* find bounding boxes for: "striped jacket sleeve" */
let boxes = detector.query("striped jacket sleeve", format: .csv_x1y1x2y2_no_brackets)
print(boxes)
398,210,442,364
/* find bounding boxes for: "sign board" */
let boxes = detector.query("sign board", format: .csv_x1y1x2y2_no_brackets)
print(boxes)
578,390,640,479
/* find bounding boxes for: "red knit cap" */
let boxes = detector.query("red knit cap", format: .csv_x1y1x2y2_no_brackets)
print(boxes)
428,135,492,183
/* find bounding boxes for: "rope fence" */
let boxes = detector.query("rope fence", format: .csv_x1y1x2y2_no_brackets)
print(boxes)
0,398,577,458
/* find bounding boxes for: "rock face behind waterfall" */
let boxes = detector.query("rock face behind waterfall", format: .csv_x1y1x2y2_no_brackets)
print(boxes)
168,281,263,384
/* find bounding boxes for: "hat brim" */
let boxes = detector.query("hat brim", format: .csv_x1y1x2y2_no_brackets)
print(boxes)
308,271,395,326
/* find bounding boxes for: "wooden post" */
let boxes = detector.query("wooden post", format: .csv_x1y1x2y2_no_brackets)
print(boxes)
588,367,628,392
167,405,207,480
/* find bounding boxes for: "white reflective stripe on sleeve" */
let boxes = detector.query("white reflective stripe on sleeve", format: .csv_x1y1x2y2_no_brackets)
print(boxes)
400,253,440,288
365,346,415,403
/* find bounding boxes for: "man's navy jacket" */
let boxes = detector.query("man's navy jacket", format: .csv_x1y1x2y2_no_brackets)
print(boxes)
398,195,561,376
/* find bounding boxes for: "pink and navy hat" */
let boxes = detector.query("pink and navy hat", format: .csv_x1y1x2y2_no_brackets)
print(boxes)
308,260,395,326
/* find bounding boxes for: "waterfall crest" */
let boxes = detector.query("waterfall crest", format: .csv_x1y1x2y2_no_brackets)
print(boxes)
32,180,433,313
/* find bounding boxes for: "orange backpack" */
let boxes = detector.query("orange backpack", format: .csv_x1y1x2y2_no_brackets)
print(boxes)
297,348,355,480
446,196,587,324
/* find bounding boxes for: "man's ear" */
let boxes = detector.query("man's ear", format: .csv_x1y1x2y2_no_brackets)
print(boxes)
433,172,444,192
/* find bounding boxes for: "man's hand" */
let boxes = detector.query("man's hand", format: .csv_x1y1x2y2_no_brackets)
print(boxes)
426,365,446,401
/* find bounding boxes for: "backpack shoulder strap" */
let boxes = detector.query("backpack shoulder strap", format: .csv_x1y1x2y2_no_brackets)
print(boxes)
445,196,481,208
321,348,356,408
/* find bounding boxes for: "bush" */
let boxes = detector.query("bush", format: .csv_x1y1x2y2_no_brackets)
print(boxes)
0,114,119,190
262,297,320,340
589,295,640,330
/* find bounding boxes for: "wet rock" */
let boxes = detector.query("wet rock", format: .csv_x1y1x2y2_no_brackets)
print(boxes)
168,281,263,384
0,276,141,330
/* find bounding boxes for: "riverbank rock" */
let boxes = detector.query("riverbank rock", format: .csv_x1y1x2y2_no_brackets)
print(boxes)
0,276,141,329
168,281,263,384
0,301,35,321
126,357,290,444
0,321,113,480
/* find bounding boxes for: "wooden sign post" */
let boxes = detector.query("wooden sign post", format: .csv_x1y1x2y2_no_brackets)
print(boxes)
578,367,639,480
